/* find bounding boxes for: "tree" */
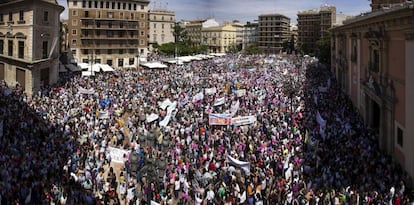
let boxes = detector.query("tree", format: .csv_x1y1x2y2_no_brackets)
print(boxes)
316,31,331,65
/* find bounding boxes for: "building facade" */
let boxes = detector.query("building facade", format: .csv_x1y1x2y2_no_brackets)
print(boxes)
148,9,175,51
371,0,407,10
67,0,149,69
201,24,236,53
242,21,258,50
0,0,64,96
331,3,414,183
297,5,336,54
258,13,290,54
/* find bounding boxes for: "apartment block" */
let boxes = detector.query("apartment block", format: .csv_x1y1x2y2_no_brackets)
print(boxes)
0,0,64,96
148,9,175,51
371,0,407,10
67,0,149,69
297,5,336,54
258,13,290,54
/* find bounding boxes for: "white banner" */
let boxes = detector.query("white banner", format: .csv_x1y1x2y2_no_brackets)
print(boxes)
108,147,130,163
78,87,95,95
230,100,240,117
213,97,226,106
192,92,204,103
146,113,159,123
226,155,250,175
236,89,246,97
205,87,217,95
231,115,257,126
98,111,110,119
184,72,193,78
159,101,177,127
158,99,173,110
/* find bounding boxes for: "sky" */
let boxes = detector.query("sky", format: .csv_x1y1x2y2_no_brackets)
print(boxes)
57,0,372,24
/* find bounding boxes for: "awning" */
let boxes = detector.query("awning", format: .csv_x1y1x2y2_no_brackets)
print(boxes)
141,62,168,69
100,64,115,72
65,64,82,72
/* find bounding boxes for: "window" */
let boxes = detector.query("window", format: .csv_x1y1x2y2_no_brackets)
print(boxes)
42,41,48,58
140,39,144,45
0,14,3,22
141,5,144,10
108,49,112,54
119,49,124,54
100,1,103,8
72,19,77,26
106,2,109,8
370,48,380,72
128,3,131,10
133,4,136,10
19,10,24,21
0,40,3,54
108,12,113,18
118,2,120,9
153,23,156,28
112,2,115,9
72,39,77,46
73,1,77,6
141,14,144,19
140,31,144,36
8,40,13,56
123,3,126,10
118,58,123,67
88,1,92,8
161,34,165,42
153,34,157,41
72,10,77,16
43,11,49,22
129,58,134,65
94,1,98,8
72,29,77,35
85,11,89,17
397,127,403,147
8,12,12,22
82,0,86,8
18,41,24,59
161,24,164,29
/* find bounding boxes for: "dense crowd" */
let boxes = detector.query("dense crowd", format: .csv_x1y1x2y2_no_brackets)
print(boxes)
0,54,413,205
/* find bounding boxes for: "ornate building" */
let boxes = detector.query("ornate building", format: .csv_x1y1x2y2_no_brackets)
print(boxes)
67,0,149,69
331,2,414,182
0,0,64,96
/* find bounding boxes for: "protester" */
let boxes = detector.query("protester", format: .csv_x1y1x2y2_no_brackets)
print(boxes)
0,53,413,205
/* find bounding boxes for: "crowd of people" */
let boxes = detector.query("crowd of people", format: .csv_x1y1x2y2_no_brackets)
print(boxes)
0,54,413,205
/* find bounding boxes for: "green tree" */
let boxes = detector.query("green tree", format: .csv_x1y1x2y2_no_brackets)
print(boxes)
316,31,331,65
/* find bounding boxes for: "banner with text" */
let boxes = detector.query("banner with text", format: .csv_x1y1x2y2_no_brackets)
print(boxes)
108,146,130,163
231,115,257,126
209,113,231,126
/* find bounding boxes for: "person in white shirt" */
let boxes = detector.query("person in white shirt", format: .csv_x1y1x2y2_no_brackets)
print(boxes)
174,176,181,199
205,185,215,205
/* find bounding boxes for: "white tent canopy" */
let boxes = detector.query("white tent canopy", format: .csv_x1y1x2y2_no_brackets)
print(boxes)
79,63,115,73
141,62,168,69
